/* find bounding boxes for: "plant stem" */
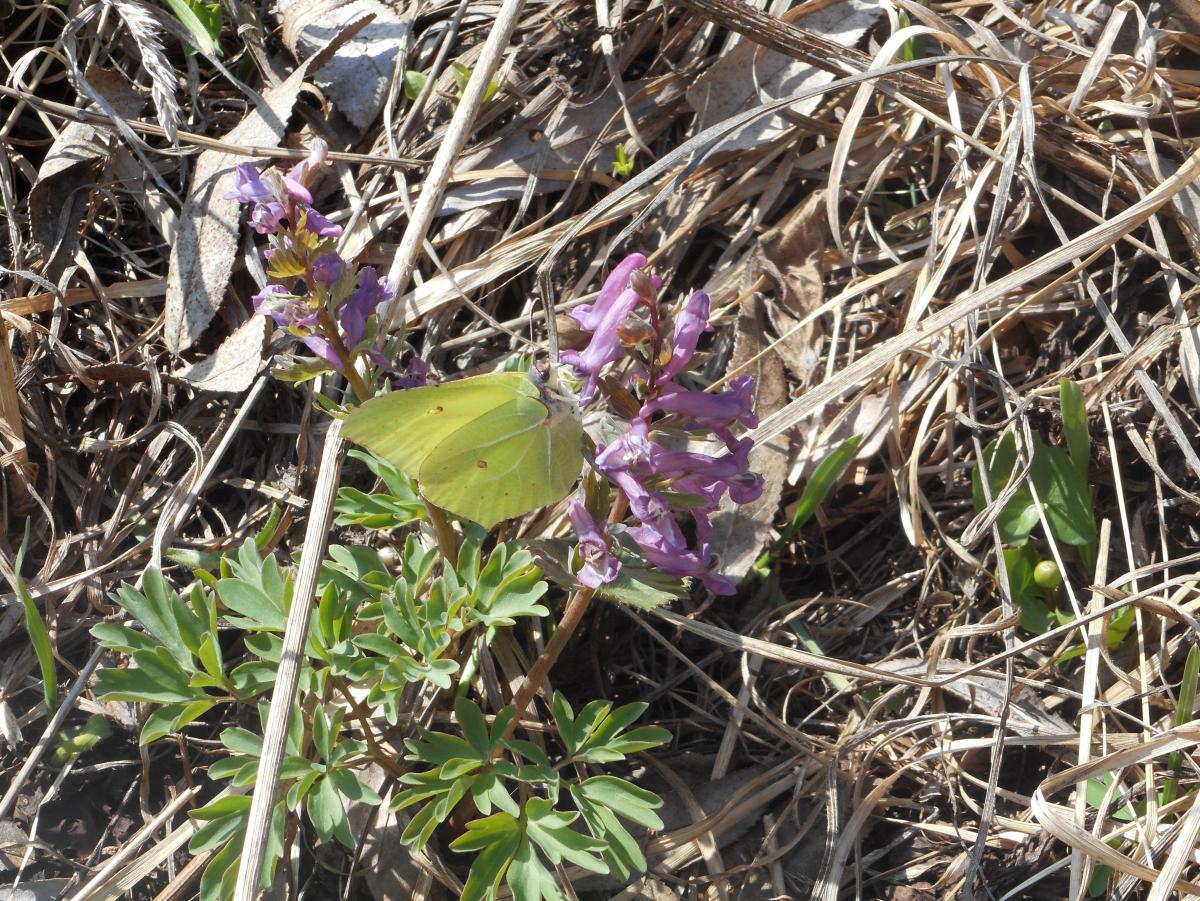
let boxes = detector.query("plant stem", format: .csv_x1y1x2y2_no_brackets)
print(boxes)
423,501,460,569
316,309,373,402
498,586,595,746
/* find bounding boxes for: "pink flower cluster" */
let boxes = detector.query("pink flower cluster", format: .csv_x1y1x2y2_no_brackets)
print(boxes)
225,140,394,374
565,254,764,596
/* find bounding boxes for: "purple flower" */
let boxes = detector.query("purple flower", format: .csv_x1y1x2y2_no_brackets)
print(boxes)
693,514,738,595
610,469,670,521
594,419,654,472
249,201,287,235
561,287,644,405
338,267,393,348
661,291,711,380
570,254,649,331
648,437,750,482
287,139,328,196
301,334,343,368
627,513,737,596
225,163,275,204
569,501,621,588
252,285,317,331
303,207,342,238
395,357,428,390
594,421,669,520
312,253,344,287
640,375,758,431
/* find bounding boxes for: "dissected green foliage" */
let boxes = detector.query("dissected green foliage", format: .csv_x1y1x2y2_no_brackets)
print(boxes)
90,453,668,900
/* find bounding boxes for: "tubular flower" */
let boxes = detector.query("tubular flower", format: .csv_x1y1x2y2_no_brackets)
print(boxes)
569,500,621,588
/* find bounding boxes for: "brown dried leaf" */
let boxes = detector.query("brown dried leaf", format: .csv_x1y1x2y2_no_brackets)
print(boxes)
171,316,266,392
279,0,413,130
29,69,145,282
875,659,1072,736
709,296,790,578
755,190,827,382
443,81,680,214
685,0,883,153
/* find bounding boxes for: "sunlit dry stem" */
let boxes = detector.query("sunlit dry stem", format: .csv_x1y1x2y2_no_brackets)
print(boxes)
497,585,596,749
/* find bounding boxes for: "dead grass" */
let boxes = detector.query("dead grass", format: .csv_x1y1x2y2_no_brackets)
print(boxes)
3,0,1200,897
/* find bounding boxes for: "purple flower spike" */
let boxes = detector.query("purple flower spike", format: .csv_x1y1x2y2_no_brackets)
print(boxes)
570,253,649,331
304,208,342,238
312,253,344,287
252,285,317,331
561,287,644,404
225,163,275,204
569,500,621,588
338,267,393,348
640,375,759,431
661,291,711,380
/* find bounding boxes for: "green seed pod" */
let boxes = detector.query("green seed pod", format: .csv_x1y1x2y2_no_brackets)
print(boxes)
1033,560,1063,590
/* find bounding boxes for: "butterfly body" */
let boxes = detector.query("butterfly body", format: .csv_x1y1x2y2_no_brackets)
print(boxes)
343,371,584,527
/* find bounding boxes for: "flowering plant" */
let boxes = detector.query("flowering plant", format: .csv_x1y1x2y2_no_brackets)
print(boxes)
563,253,764,596
225,140,413,399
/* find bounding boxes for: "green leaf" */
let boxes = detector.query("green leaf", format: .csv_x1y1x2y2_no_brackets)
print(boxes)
972,433,1039,546
1060,378,1090,479
217,541,289,630
1029,442,1097,551
308,775,353,847
96,647,201,704
221,726,264,757
458,817,522,901
189,796,252,852
573,792,645,881
1165,643,1200,805
1001,546,1054,634
141,699,215,743
198,830,242,901
525,798,608,873
159,0,220,55
91,622,159,655
592,562,689,610
456,697,493,759
784,434,863,539
402,70,428,101
12,522,57,713
574,776,664,829
110,568,200,667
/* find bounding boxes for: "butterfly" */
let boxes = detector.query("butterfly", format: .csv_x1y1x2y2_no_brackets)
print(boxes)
342,369,584,528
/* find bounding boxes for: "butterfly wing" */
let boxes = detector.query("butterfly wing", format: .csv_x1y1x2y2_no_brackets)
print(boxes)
417,394,558,527
342,373,535,476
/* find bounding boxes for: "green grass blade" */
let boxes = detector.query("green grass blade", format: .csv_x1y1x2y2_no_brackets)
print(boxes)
1060,378,1089,479
1164,643,1200,805
783,434,863,541
159,0,220,56
13,522,58,713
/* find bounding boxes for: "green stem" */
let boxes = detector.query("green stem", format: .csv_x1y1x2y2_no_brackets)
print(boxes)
316,309,373,402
